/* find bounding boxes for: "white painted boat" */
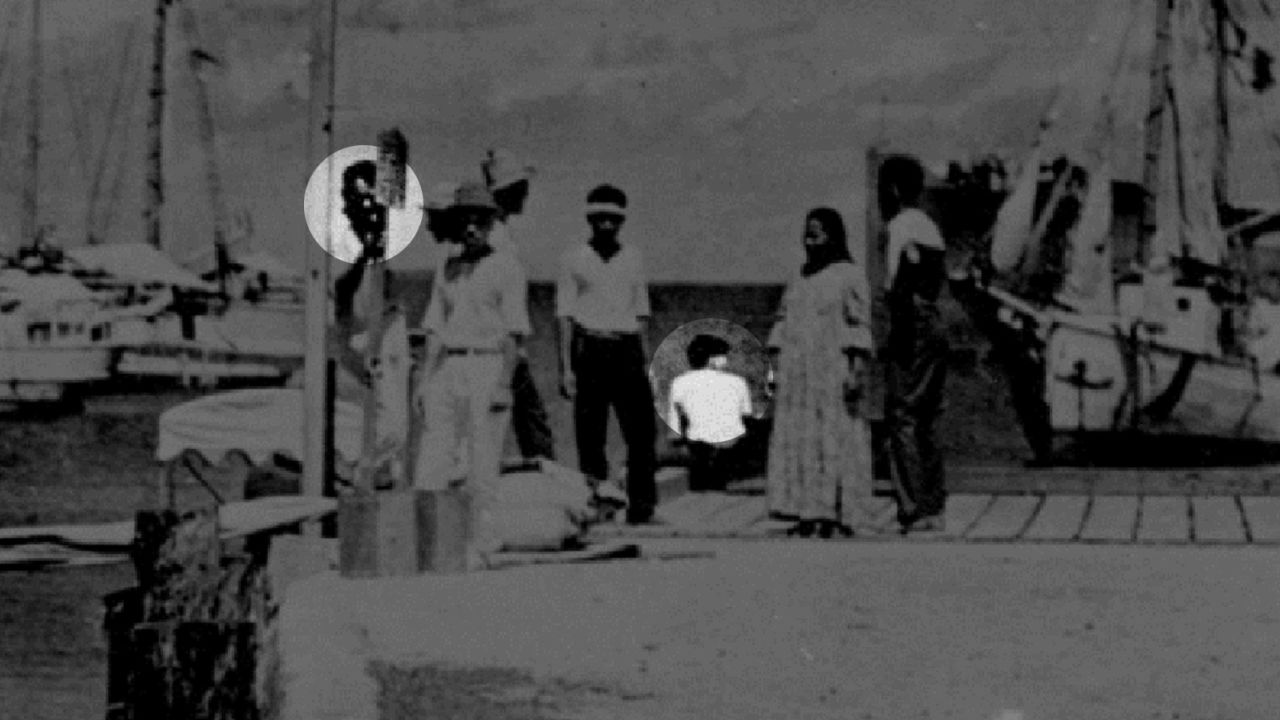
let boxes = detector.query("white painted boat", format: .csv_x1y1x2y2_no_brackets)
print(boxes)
0,271,113,403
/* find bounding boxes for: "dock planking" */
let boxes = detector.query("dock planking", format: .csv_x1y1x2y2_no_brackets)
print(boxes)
1190,496,1247,543
943,494,995,539
1078,495,1139,541
1240,497,1280,543
1136,496,1190,543
965,495,1042,540
700,495,769,533
1022,495,1089,541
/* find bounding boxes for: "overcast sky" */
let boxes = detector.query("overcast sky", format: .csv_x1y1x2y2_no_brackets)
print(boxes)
1,0,1276,280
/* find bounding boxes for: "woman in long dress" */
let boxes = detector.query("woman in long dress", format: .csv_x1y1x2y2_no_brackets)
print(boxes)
766,207,883,537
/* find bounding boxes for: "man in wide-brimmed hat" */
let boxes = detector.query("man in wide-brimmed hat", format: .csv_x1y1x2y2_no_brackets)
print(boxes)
555,183,658,524
415,180,532,568
480,148,558,463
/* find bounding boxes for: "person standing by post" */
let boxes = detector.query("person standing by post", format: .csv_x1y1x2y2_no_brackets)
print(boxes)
766,207,882,538
556,184,658,525
414,181,531,568
880,154,950,534
481,148,557,462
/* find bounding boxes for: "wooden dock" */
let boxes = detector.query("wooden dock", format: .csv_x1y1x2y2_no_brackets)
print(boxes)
592,468,1280,546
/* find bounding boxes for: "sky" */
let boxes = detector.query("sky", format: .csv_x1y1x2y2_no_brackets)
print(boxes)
1,0,1277,281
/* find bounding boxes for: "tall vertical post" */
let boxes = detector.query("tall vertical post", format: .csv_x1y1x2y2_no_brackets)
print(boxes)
178,2,231,296
302,0,335,508
354,128,406,493
1139,0,1173,263
144,0,169,250
22,0,41,244
1210,0,1231,211
864,145,886,425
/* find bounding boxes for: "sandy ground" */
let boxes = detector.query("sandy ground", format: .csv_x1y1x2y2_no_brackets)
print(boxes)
280,540,1280,720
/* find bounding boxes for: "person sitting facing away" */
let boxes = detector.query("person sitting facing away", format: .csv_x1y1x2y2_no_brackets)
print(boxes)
668,334,753,493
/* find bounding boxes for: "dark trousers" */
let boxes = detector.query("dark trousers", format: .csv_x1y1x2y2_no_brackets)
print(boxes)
885,305,949,522
572,332,657,519
687,440,732,492
511,356,556,460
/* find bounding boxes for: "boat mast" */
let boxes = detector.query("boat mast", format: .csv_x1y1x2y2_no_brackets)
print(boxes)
1140,0,1174,265
22,0,41,245
144,0,169,250
178,2,229,295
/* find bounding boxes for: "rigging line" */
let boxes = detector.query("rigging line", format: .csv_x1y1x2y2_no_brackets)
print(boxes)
1086,0,1145,161
0,3,25,149
0,1,23,93
86,17,143,237
59,61,92,179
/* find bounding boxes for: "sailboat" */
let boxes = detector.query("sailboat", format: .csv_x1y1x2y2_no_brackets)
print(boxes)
951,0,1280,452
76,0,305,388
0,0,115,404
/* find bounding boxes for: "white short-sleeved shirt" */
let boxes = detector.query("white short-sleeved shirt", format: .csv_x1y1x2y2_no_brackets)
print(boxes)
420,250,530,350
668,368,753,445
555,243,650,332
885,208,945,289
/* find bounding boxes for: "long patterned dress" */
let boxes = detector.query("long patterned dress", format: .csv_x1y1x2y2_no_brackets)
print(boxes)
766,261,881,530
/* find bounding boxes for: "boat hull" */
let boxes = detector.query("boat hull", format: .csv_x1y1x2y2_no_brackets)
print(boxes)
0,346,113,402
1046,320,1280,442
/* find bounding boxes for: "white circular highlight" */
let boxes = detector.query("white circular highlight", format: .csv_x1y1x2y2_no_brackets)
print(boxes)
302,145,424,264
650,318,770,441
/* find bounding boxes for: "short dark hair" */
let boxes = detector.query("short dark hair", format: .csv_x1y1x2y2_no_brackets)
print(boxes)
586,184,627,209
686,334,730,369
879,154,925,205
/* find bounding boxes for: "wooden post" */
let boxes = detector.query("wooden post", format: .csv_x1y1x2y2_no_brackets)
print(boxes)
354,128,407,493
144,0,168,250
864,145,888,425
110,509,276,719
301,0,335,517
337,489,471,577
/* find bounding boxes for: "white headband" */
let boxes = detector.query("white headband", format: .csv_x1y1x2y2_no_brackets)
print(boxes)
585,202,626,218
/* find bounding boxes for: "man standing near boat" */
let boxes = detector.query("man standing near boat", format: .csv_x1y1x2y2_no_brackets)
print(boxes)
556,184,658,525
481,148,558,463
879,154,950,534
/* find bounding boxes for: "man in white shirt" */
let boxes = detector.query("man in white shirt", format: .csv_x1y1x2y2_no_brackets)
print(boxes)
481,148,557,462
414,181,531,567
668,334,752,492
555,184,658,524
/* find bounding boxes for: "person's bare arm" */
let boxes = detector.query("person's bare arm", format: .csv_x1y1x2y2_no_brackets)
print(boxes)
555,256,577,399
492,333,519,409
557,317,576,399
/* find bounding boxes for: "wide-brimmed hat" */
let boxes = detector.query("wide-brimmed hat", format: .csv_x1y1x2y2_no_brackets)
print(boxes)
482,148,535,190
453,181,499,212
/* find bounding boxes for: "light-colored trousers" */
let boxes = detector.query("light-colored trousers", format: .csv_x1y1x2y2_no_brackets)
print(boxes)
413,354,509,554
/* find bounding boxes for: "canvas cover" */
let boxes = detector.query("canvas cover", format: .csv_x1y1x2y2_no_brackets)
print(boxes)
157,388,365,465
1061,161,1116,313
1151,0,1225,265
990,146,1042,274
67,242,214,290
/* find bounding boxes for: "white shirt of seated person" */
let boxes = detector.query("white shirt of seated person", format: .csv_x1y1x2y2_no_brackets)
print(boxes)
668,357,753,445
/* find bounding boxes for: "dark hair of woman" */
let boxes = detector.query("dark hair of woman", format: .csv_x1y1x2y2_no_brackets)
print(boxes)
801,206,853,278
